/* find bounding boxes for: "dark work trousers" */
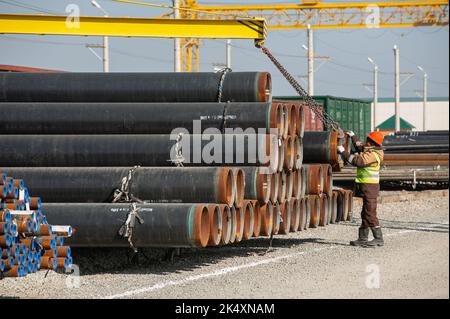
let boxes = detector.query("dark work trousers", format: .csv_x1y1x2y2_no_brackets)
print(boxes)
355,183,380,229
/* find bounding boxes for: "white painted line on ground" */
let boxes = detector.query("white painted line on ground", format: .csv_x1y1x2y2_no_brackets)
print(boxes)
102,246,335,299
101,222,449,299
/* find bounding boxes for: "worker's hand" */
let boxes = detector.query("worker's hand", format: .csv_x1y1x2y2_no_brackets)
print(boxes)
337,145,345,153
346,130,355,137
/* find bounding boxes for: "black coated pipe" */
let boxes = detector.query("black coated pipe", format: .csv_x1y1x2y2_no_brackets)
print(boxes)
0,134,279,171
0,72,271,103
0,102,279,135
303,131,334,163
41,203,210,248
4,167,235,205
240,167,271,204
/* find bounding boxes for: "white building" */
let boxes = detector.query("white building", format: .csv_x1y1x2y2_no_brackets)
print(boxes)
369,97,449,132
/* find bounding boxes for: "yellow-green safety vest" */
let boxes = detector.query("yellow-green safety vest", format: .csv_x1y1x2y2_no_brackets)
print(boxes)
355,152,381,184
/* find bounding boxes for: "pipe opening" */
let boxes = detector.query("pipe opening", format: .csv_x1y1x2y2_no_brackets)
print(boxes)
235,205,245,243
251,200,261,238
270,172,279,204
290,199,300,232
260,202,273,237
219,205,232,245
284,136,294,171
234,169,245,208
272,202,281,235
282,104,289,139
277,171,287,203
207,205,222,246
288,104,297,136
243,201,254,241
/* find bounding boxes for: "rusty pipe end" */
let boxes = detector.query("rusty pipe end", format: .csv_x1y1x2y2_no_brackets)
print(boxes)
217,167,235,207
289,199,300,232
206,204,222,247
192,205,210,248
296,104,305,138
278,201,291,235
259,202,273,237
272,201,281,235
294,136,304,170
285,170,294,201
218,205,232,245
277,171,287,204
282,104,289,139
250,200,261,238
233,169,245,209
229,206,237,244
258,72,272,103
283,136,295,171
270,172,279,204
234,205,245,243
242,200,254,241
269,103,283,138
254,167,271,204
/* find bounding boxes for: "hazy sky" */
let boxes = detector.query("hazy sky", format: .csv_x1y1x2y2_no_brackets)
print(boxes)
0,0,448,98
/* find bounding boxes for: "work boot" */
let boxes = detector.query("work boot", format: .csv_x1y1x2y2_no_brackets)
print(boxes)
350,228,369,246
365,227,384,247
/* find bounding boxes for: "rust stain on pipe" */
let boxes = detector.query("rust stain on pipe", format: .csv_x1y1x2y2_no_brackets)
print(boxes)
217,167,235,206
278,201,291,235
192,205,210,248
250,200,261,238
242,200,254,241
308,195,321,228
218,204,232,245
232,168,245,209
206,204,222,247
259,202,273,237
289,198,300,232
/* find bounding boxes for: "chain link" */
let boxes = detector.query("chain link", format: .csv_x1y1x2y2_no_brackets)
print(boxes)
259,45,340,131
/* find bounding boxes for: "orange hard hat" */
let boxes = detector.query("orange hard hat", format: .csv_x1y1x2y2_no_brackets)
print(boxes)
367,131,384,146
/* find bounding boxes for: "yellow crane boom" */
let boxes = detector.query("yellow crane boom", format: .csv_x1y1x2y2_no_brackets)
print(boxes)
170,0,449,71
193,1,449,30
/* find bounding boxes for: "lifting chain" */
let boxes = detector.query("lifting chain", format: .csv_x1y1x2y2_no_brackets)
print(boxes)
258,45,340,131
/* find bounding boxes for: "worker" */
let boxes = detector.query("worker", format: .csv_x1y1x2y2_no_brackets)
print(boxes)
337,131,385,247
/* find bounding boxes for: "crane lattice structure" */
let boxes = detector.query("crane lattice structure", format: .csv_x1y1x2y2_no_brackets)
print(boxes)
170,0,449,71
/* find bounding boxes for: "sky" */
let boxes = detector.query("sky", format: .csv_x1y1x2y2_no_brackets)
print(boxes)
0,0,448,98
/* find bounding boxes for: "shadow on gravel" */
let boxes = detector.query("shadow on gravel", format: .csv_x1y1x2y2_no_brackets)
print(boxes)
71,236,326,276
345,217,449,234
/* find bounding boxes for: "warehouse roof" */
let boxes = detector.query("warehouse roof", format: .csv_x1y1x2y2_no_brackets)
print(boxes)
376,115,416,130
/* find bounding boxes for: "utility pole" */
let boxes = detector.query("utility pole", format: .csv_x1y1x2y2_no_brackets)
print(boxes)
394,45,400,132
368,57,378,131
173,0,181,72
417,66,428,131
90,1,109,72
307,24,314,96
226,40,232,68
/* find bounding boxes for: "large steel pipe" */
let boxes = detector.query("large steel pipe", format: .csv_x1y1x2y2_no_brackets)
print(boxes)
0,134,279,171
318,194,329,227
278,201,291,235
218,205,232,245
288,199,300,232
4,167,235,206
42,203,210,248
321,164,333,197
307,195,321,228
259,202,274,237
297,197,308,231
304,164,324,195
0,102,283,137
240,167,271,204
303,130,344,171
207,205,223,247
0,72,272,103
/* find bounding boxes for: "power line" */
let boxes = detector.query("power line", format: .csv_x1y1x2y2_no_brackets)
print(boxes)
0,0,61,15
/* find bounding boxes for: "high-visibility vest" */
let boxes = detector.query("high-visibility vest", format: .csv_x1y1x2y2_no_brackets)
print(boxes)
355,151,381,184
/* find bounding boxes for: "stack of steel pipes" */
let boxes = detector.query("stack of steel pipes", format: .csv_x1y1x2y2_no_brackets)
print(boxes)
0,71,345,251
0,170,73,278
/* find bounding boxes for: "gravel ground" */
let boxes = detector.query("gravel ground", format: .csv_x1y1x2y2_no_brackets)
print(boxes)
1,189,448,299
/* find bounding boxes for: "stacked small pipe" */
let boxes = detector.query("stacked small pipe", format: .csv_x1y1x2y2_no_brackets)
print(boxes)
0,72,350,251
0,170,73,278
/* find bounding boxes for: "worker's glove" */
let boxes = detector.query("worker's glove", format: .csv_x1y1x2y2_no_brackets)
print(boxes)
346,130,355,137
337,145,345,154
